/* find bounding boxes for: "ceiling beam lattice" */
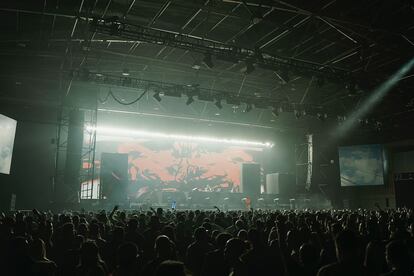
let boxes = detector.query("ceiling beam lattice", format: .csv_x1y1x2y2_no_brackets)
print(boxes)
90,18,351,81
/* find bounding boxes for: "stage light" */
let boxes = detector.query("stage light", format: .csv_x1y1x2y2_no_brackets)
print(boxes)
203,53,214,69
294,109,301,119
122,77,131,86
317,113,328,121
317,113,323,120
345,82,355,91
88,125,274,148
251,12,263,24
122,68,130,76
192,60,201,70
153,92,162,102
346,82,357,96
186,95,194,105
215,99,223,109
375,121,382,131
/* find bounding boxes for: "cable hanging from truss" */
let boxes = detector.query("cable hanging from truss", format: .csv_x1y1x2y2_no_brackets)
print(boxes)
99,87,148,105
71,69,330,115
70,69,385,130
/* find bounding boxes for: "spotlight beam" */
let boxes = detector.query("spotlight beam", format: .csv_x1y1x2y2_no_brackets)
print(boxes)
336,57,414,136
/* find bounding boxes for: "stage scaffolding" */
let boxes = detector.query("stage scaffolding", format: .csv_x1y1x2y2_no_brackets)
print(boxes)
295,134,313,191
53,104,98,204
312,142,337,199
295,133,338,205
79,110,98,200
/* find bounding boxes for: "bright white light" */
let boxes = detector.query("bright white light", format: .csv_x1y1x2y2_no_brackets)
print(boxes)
87,125,274,148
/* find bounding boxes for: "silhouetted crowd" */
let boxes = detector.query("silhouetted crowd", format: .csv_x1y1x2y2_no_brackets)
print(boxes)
0,206,413,276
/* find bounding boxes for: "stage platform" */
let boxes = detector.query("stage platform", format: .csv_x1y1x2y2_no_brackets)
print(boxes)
75,191,331,211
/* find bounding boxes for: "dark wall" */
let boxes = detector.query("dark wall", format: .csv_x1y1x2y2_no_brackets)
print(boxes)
0,104,57,210
310,134,342,207
308,128,395,209
336,139,414,209
263,132,297,175
393,148,414,173
388,140,414,208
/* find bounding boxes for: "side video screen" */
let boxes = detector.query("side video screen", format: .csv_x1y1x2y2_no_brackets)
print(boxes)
339,144,385,187
0,114,17,175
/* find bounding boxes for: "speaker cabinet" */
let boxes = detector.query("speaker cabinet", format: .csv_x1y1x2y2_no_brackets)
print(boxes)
100,153,129,202
62,109,84,203
266,173,296,196
240,163,261,196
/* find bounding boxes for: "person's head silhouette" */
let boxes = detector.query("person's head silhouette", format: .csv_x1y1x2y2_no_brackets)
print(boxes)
299,243,319,267
80,241,100,266
29,238,47,261
155,260,186,276
224,238,246,265
386,240,411,271
155,235,173,259
194,227,207,242
334,230,360,263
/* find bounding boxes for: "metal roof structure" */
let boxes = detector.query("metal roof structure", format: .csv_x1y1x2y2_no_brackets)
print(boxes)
1,0,413,132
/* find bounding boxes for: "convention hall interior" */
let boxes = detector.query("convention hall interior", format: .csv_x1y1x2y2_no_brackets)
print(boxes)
1,1,414,276
1,0,413,211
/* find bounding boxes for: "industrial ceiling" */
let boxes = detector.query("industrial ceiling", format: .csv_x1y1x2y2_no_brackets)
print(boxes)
0,0,413,133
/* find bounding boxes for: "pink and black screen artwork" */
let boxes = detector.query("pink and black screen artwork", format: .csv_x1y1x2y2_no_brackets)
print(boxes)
91,136,264,199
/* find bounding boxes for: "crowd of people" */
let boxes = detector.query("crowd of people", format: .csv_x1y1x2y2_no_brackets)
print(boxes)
0,205,413,276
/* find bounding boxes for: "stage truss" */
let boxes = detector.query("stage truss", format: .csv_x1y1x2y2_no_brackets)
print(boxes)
54,104,98,204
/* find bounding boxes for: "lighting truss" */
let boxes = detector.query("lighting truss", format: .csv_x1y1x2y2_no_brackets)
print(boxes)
90,18,350,81
86,125,274,148
71,69,384,127
70,69,328,116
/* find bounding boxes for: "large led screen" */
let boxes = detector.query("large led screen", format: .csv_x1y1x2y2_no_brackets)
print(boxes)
84,132,265,199
0,114,17,175
338,144,385,187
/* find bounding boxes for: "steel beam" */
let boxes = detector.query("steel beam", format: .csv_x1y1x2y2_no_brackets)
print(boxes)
90,18,350,80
